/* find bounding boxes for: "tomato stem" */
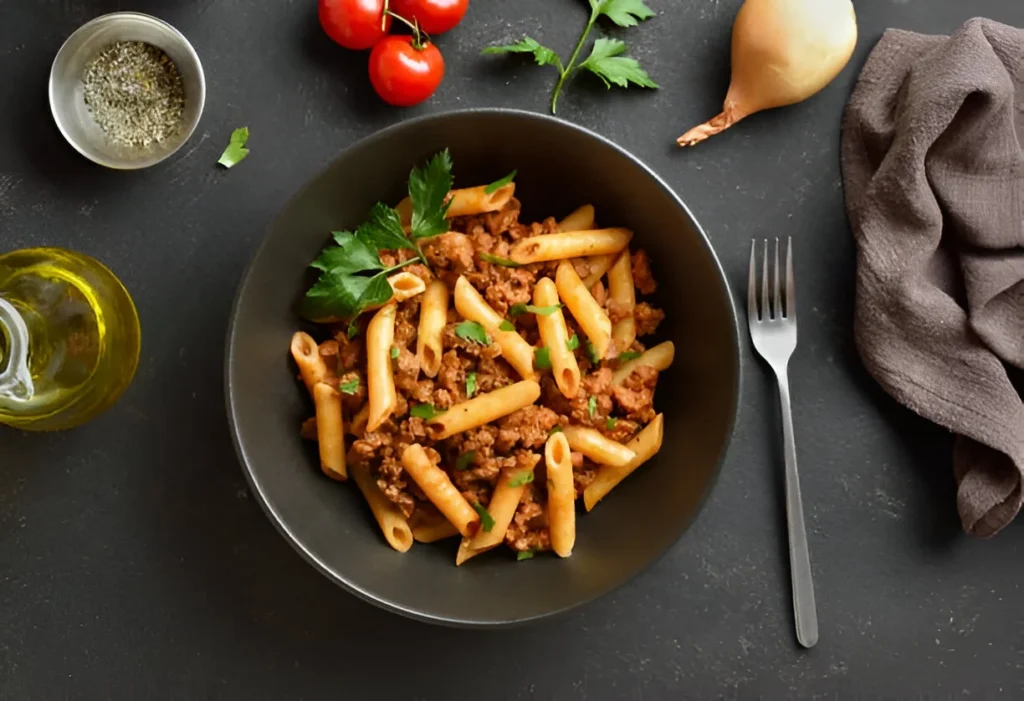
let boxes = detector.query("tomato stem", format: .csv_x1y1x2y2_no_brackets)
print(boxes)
380,0,389,31
384,10,429,50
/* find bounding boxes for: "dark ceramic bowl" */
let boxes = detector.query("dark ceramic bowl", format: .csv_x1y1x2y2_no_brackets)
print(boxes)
226,109,740,626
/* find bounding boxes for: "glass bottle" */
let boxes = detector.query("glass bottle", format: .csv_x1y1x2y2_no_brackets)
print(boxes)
0,248,141,430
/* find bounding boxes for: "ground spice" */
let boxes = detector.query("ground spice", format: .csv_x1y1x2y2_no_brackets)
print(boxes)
82,41,185,149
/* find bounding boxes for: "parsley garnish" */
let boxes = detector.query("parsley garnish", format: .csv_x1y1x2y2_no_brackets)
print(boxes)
408,150,453,239
588,395,597,419
410,403,443,419
550,425,563,434
517,549,535,561
472,502,496,532
534,346,552,370
509,470,534,487
498,320,516,332
483,0,658,114
618,350,643,361
466,372,477,398
606,417,618,430
585,339,602,365
509,303,563,317
566,333,580,351
456,450,477,470
479,253,522,268
390,346,400,359
338,378,360,395
484,170,517,195
217,127,250,168
455,320,491,345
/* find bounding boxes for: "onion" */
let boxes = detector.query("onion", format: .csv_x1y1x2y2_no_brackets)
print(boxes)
677,0,858,147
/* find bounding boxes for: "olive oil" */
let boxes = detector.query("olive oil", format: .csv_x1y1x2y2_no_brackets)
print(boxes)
0,248,140,430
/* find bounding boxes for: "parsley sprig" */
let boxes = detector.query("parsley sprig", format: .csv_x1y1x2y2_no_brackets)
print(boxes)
483,0,658,113
301,150,454,322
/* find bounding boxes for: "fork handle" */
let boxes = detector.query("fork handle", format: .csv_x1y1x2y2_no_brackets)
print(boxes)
776,368,818,648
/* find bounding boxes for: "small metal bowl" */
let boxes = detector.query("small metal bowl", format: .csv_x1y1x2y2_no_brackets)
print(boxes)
49,12,206,170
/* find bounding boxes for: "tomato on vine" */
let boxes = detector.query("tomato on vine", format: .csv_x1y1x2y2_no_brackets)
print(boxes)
319,0,391,50
369,34,445,106
389,0,469,35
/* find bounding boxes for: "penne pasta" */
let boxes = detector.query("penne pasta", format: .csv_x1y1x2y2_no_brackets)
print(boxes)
545,432,575,557
608,250,637,351
313,382,346,481
387,272,426,303
456,461,536,565
533,277,581,399
582,254,617,289
562,425,635,467
558,204,595,232
417,279,448,378
509,228,632,264
412,510,461,543
446,183,515,218
427,380,541,440
366,303,398,432
348,404,369,437
290,331,329,397
401,444,480,537
556,261,612,360
351,463,413,552
584,414,664,511
612,341,675,387
453,276,537,381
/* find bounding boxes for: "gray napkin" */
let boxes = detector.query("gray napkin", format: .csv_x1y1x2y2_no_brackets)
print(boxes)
841,18,1024,537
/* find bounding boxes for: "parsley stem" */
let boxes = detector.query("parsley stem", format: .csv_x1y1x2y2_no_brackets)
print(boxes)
550,5,599,114
386,257,421,275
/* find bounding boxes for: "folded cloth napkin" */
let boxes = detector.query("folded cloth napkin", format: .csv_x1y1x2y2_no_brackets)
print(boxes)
841,18,1024,537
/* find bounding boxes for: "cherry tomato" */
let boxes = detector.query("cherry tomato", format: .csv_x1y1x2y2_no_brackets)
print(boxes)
369,36,445,107
389,0,469,35
319,0,390,50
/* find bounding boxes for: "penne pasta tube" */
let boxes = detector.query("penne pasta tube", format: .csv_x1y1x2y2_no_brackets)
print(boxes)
366,303,398,432
412,511,461,543
426,380,541,440
290,331,329,397
584,414,664,511
555,261,612,360
417,279,449,378
533,277,581,399
608,250,637,351
446,183,515,218
558,204,595,232
387,271,426,302
509,228,632,264
348,404,369,437
313,382,346,481
582,254,617,289
395,196,413,226
612,341,675,387
453,276,537,381
545,432,575,558
562,425,635,467
456,466,532,565
351,463,414,552
401,444,480,537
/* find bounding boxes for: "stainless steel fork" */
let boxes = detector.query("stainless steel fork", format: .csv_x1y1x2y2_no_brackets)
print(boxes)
747,237,818,649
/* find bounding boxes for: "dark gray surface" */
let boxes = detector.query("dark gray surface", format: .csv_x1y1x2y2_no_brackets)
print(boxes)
1,0,1022,697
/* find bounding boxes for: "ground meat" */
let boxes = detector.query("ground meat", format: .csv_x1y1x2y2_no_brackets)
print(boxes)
317,340,339,375
394,349,429,401
376,454,415,518
591,280,608,307
612,365,658,423
441,323,503,359
484,200,522,236
423,232,476,274
570,451,584,468
337,370,366,412
475,355,516,393
634,302,664,337
573,463,599,497
505,484,550,552
349,430,392,466
464,264,537,315
495,405,560,452
632,250,657,295
394,301,419,347
331,330,364,371
607,299,632,324
602,417,641,444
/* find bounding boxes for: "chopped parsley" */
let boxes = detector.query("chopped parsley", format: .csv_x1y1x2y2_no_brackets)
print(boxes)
484,170,517,194
508,470,534,487
466,372,477,398
479,253,521,268
509,303,563,317
585,339,602,365
517,549,535,561
217,126,250,168
588,395,597,419
566,333,580,351
534,346,552,370
619,350,643,361
455,450,477,470
338,378,360,395
550,425,563,435
410,403,443,419
498,319,516,332
472,502,496,532
390,346,400,359
455,320,491,345
606,417,618,430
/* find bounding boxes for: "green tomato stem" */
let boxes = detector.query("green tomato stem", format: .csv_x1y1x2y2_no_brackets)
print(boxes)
550,6,599,114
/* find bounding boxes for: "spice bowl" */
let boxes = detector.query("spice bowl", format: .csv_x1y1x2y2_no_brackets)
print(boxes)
49,12,206,170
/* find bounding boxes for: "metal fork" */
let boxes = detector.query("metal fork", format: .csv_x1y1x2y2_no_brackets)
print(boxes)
747,237,818,649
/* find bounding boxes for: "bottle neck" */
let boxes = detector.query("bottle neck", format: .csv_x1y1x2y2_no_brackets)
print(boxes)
0,296,34,402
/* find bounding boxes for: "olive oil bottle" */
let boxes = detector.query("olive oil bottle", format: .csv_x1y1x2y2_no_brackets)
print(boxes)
0,248,140,430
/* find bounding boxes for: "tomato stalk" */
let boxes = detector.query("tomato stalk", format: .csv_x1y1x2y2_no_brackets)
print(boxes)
380,0,389,31
384,10,430,50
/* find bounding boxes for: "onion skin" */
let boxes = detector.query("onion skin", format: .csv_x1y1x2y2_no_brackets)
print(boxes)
678,0,858,147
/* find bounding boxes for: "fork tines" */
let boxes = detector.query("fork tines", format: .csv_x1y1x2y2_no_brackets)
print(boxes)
748,237,795,323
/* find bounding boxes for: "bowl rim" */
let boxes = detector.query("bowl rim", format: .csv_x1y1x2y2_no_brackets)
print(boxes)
48,11,207,171
224,108,743,627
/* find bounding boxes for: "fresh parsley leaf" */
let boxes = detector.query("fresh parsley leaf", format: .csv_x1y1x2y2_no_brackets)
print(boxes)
509,303,563,317
479,253,522,268
408,150,453,239
606,417,618,430
472,502,496,532
618,350,643,361
590,0,655,27
579,38,658,90
410,403,442,419
550,425,563,434
508,470,534,488
498,320,516,332
484,170,517,195
517,549,536,561
566,333,580,351
588,395,597,419
585,339,602,365
390,346,400,359
301,270,376,321
466,372,477,398
310,231,384,275
483,37,564,72
534,346,552,370
338,378,360,395
347,318,360,339
455,320,490,345
357,203,417,254
456,450,477,470
217,127,250,168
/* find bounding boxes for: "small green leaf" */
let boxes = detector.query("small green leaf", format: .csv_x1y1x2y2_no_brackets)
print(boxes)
411,403,442,419
472,502,496,532
509,303,563,317
517,549,535,561
338,378,360,395
534,346,552,370
606,417,618,430
455,320,491,345
550,425,563,435
590,0,655,27
347,318,360,339
217,126,250,168
484,170,517,195
618,350,643,361
456,450,477,470
466,372,477,398
508,470,534,488
390,346,400,359
579,38,658,90
588,395,597,419
479,253,522,268
498,320,516,332
585,339,602,365
408,150,453,239
482,37,564,72
301,270,374,321
357,203,417,253
566,333,580,351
